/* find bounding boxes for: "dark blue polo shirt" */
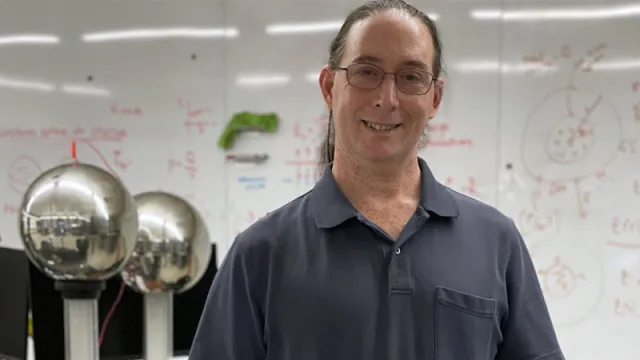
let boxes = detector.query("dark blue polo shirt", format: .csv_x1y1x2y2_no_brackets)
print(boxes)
189,157,565,360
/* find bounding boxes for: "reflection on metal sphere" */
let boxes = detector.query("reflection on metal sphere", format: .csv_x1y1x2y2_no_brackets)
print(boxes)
121,191,211,294
19,163,139,280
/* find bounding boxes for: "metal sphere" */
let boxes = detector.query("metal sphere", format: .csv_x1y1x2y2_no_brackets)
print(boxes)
121,191,211,294
19,162,139,280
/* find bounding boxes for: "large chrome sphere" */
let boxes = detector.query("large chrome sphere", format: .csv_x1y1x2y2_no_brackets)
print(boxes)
19,162,139,280
121,191,211,294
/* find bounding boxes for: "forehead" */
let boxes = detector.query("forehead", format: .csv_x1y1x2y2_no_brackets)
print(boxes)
343,10,434,69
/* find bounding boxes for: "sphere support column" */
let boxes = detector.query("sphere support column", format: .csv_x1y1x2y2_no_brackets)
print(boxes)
55,280,105,360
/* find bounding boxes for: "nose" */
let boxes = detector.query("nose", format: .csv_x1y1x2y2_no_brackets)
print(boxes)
374,75,399,110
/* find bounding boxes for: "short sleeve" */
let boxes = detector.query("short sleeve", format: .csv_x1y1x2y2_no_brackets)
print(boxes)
495,221,565,360
188,236,267,360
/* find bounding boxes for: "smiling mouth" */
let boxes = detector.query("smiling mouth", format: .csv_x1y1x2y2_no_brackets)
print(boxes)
362,120,401,132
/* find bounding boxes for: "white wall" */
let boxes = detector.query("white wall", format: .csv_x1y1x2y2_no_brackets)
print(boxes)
1,0,639,359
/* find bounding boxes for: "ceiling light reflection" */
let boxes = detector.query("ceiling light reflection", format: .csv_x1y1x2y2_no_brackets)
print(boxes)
0,75,55,92
471,4,640,21
235,74,291,87
82,27,239,43
0,34,60,46
266,14,439,35
451,61,558,74
61,84,111,97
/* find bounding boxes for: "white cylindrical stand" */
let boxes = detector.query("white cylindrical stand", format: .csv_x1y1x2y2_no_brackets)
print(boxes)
144,292,173,360
64,299,100,360
55,280,105,360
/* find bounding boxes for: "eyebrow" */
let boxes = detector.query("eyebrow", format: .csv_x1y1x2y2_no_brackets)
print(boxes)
351,54,430,71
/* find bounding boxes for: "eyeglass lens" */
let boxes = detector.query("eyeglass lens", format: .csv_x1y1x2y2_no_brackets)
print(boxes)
347,64,433,95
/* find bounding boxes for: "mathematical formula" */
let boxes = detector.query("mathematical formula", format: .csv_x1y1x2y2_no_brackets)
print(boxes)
177,97,215,135
168,150,197,178
111,103,142,116
237,176,266,190
418,122,473,149
3,204,18,215
611,217,640,235
443,176,478,196
0,126,127,142
518,208,559,236
613,298,640,319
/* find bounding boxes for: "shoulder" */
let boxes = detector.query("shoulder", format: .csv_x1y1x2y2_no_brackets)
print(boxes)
225,191,314,262
445,187,521,247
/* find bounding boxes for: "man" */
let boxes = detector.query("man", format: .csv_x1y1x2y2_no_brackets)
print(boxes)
189,1,565,359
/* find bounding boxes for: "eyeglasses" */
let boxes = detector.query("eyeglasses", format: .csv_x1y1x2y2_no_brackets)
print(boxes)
336,63,436,95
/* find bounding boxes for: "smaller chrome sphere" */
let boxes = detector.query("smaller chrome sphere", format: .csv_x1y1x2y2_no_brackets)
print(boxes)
121,191,211,294
19,162,139,280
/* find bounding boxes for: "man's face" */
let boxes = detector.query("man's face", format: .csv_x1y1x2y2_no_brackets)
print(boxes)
320,10,443,164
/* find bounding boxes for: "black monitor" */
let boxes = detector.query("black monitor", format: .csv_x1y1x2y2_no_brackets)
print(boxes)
29,243,217,360
0,247,29,360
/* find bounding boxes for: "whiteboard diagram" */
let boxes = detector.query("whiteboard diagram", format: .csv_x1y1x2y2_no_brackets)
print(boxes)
517,43,639,220
532,241,605,327
7,155,42,195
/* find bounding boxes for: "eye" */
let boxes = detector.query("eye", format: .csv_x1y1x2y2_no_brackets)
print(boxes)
353,66,381,77
400,71,425,82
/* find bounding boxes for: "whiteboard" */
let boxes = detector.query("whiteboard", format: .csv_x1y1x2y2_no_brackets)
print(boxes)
1,0,639,359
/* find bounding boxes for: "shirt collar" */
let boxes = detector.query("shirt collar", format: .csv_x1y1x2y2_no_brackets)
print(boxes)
310,157,459,228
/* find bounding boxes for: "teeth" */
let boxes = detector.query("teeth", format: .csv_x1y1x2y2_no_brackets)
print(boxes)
364,121,397,132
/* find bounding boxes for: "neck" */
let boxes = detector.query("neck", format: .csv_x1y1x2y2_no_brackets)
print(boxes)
331,151,422,206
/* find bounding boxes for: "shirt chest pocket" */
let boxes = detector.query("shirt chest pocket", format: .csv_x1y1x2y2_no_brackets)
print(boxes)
435,286,500,360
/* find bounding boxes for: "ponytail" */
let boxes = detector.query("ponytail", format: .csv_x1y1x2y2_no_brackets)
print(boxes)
318,110,335,173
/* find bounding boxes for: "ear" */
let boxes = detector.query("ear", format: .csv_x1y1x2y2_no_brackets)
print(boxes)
428,77,445,119
319,65,335,109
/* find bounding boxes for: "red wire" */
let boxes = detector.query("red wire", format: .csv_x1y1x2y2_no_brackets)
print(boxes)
99,281,126,346
72,139,126,347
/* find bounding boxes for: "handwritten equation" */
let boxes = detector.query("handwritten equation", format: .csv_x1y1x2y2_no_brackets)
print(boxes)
522,44,572,72
620,269,640,287
283,112,330,189
111,103,142,116
443,176,478,196
178,97,214,135
418,122,473,149
237,176,266,190
614,268,640,319
284,145,322,188
521,43,606,76
3,203,18,215
280,166,317,187
614,298,640,319
518,208,559,237
168,150,197,179
0,126,127,142
607,216,640,249
611,217,640,235
574,43,606,73
293,112,329,143
285,146,321,167
113,150,131,170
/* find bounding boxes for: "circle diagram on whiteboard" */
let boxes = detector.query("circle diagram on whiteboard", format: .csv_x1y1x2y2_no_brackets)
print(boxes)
7,155,42,195
520,85,623,183
532,241,605,327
